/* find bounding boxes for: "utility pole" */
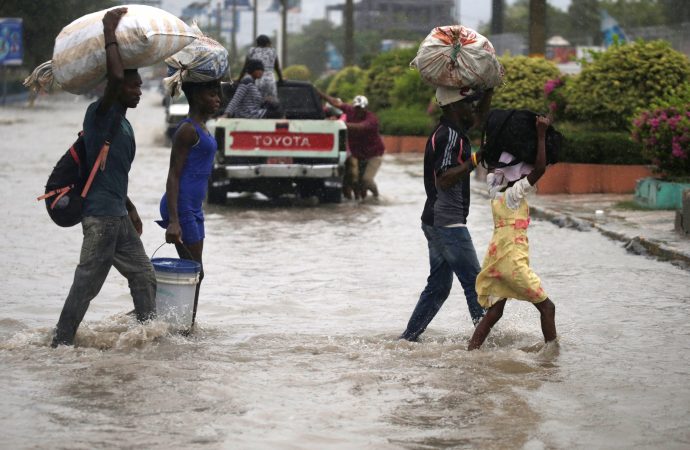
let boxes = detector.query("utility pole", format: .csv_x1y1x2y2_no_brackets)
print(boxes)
491,0,504,35
253,0,258,42
281,0,287,65
216,1,222,40
231,0,238,63
528,0,546,56
344,0,354,66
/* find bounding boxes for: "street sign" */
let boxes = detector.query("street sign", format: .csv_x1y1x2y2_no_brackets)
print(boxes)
0,18,23,66
225,0,252,8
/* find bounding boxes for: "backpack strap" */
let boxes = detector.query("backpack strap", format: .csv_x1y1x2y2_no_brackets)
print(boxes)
80,109,123,198
80,142,110,198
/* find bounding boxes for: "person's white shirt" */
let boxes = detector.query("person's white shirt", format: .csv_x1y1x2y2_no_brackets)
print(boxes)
487,176,536,210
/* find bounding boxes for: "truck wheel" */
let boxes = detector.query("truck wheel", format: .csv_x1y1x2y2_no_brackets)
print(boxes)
319,187,343,204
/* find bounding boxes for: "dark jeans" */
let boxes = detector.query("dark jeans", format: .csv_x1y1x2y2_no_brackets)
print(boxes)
52,216,156,347
401,223,484,341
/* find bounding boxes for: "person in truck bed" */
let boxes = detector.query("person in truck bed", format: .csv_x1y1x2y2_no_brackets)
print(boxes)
222,59,282,119
317,91,385,200
236,34,284,103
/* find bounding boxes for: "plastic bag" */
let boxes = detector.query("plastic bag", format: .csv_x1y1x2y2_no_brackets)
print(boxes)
163,25,229,97
24,5,199,95
410,25,504,89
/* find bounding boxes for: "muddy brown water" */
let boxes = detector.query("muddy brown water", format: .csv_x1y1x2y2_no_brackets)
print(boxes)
1,92,689,449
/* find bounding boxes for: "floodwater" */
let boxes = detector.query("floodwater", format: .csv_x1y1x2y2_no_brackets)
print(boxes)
1,91,689,450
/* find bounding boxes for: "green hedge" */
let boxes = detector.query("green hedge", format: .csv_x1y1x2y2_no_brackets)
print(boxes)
492,55,560,112
378,106,435,136
365,47,418,111
326,65,367,102
283,64,312,81
559,127,648,165
564,40,690,129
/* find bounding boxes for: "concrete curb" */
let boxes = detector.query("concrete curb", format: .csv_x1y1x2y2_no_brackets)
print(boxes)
471,186,690,271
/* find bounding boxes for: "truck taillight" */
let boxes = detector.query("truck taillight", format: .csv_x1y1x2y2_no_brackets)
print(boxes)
214,126,225,163
338,129,347,152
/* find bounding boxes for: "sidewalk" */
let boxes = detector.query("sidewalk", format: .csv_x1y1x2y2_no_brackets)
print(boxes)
471,186,690,271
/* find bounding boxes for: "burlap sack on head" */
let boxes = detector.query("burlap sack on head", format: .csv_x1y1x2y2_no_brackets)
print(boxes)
163,25,229,98
410,25,504,90
24,4,199,95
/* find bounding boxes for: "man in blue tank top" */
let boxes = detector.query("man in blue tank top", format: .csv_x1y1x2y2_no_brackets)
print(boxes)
51,8,156,347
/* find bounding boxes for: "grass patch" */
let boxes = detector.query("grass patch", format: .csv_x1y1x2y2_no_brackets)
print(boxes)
615,200,650,210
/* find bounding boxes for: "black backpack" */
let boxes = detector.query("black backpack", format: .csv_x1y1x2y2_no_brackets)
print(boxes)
481,109,562,168
38,112,121,227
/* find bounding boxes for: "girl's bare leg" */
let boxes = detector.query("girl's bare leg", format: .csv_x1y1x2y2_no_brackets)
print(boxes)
468,299,506,350
533,298,556,342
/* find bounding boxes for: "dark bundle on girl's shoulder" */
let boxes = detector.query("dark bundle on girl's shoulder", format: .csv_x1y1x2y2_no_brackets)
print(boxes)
481,109,562,168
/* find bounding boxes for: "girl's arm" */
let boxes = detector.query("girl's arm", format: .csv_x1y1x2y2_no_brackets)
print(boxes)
165,123,197,244
527,116,550,186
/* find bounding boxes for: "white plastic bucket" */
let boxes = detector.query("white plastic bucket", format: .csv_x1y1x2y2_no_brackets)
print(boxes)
151,257,200,331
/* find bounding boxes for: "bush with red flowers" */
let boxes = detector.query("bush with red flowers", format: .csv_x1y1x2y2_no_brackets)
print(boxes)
631,104,690,179
544,76,568,120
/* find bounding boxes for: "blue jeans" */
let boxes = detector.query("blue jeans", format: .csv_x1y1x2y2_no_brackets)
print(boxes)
52,216,157,346
401,223,484,341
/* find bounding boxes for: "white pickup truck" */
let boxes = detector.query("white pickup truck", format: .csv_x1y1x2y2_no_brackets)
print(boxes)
207,81,347,204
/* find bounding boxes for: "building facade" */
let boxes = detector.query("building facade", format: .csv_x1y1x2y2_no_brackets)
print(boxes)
354,0,454,35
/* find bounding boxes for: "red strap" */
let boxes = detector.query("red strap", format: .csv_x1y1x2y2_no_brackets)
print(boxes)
37,186,71,202
81,141,110,198
68,145,80,165
49,186,71,209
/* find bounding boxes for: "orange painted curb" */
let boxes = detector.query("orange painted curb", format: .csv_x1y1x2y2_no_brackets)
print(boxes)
537,163,654,194
382,135,427,154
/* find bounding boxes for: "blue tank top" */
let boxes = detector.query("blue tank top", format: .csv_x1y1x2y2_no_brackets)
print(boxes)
159,119,217,222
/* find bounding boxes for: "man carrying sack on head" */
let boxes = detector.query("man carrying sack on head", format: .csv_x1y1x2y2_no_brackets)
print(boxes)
51,8,156,347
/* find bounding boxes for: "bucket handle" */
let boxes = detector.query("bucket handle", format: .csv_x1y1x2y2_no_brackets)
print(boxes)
151,242,195,261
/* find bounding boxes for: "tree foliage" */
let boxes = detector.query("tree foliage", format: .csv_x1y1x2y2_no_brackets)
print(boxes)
493,0,677,47
286,20,335,77
0,0,116,70
283,64,312,81
564,39,690,129
491,55,560,112
390,69,434,109
325,65,367,102
363,47,418,111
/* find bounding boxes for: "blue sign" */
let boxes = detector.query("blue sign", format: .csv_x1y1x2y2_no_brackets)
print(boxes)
0,18,23,66
225,0,252,9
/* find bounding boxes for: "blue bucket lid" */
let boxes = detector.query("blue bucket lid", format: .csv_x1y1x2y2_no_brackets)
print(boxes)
151,257,201,274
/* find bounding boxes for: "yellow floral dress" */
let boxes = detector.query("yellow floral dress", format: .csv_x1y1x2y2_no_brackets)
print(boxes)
476,180,548,308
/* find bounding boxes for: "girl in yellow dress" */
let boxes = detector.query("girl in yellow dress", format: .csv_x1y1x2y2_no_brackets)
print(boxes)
468,116,556,350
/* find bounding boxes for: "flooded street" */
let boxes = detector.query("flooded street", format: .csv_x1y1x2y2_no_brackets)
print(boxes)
1,91,689,449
